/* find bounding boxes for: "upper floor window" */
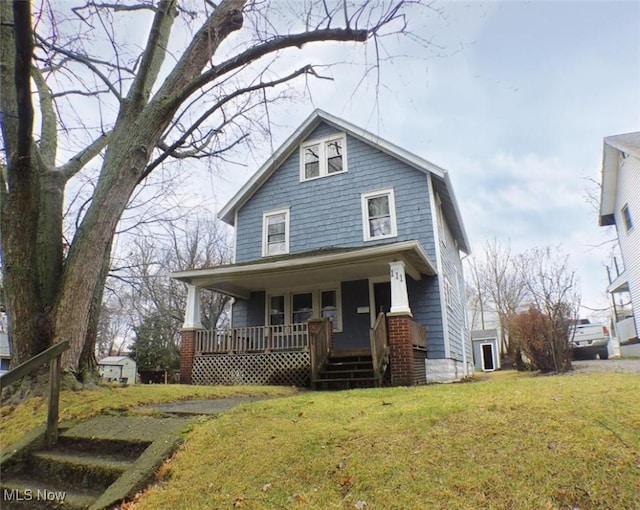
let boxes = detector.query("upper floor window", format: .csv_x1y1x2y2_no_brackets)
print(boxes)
361,188,398,241
262,208,289,256
300,134,347,181
621,204,633,232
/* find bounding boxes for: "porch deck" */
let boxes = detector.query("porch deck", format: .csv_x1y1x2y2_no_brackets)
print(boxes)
190,318,428,388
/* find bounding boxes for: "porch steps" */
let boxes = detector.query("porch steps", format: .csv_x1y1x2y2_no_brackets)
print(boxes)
312,353,380,390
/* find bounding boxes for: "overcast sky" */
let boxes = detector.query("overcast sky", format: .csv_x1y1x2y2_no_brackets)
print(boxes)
192,0,640,318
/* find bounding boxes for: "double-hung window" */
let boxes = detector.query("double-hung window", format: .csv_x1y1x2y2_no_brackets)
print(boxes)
361,188,398,241
300,134,347,181
265,288,342,331
262,208,289,257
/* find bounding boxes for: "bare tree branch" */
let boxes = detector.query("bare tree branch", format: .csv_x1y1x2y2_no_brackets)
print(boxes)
145,64,323,177
59,131,111,179
35,33,124,102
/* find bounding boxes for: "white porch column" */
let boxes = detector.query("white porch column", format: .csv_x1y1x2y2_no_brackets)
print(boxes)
389,261,412,315
183,284,204,329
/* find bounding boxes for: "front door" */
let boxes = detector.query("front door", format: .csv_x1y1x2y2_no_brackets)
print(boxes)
373,281,391,318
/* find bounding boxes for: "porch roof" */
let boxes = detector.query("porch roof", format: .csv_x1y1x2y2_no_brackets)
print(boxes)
171,240,436,299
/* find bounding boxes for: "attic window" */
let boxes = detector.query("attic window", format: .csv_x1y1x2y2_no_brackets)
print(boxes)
300,134,347,181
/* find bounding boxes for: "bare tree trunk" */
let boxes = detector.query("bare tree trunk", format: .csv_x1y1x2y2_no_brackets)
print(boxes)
0,1,44,364
78,239,114,382
37,171,65,308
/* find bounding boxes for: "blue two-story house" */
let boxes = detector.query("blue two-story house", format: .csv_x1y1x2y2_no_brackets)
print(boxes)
173,110,472,387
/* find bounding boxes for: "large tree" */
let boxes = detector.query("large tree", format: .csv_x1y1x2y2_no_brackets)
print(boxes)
0,0,414,379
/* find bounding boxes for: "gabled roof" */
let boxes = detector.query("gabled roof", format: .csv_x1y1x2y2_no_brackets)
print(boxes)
98,356,134,365
599,131,640,226
218,109,470,254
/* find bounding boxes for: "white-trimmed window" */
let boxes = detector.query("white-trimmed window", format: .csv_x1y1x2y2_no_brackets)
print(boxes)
300,134,347,181
265,287,342,331
361,188,398,241
262,208,289,257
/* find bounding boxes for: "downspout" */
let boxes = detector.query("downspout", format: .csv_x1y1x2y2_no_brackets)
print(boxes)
460,252,470,377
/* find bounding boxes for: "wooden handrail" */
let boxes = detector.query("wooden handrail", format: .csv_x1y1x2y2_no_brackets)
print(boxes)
309,319,331,384
0,340,69,447
370,313,389,386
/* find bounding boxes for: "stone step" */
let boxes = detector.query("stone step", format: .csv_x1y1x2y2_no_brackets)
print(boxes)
54,435,150,461
28,450,133,492
0,476,99,510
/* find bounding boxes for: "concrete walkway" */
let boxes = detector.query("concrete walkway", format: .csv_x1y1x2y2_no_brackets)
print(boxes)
146,396,274,416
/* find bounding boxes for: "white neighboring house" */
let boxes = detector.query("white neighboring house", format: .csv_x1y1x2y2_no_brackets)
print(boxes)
98,356,137,383
599,132,640,344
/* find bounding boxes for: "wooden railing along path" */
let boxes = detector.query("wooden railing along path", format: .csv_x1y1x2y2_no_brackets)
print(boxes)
0,341,69,447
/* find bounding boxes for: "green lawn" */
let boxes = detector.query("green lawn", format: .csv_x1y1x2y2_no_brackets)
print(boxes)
2,372,639,509
0,384,297,449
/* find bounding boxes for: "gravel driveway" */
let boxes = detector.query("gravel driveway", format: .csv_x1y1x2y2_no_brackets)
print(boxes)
570,358,640,375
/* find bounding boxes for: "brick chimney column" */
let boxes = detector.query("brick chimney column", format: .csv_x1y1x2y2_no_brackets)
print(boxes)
180,329,197,384
387,313,415,386
180,284,203,384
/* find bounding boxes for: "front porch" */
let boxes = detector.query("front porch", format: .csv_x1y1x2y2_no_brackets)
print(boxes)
185,314,427,388
173,241,435,388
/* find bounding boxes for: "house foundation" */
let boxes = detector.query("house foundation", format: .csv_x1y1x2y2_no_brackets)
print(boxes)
425,358,474,383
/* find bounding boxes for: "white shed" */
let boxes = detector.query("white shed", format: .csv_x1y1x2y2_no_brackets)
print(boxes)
98,356,137,383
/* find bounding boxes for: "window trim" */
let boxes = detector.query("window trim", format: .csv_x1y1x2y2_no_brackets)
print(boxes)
621,203,633,232
265,286,343,332
262,208,290,257
361,188,398,241
444,276,453,309
299,133,348,182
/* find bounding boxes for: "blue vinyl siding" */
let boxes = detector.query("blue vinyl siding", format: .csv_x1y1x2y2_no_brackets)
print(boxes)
235,121,436,263
435,187,470,362
229,119,468,363
231,299,247,328
231,291,264,328
408,276,445,359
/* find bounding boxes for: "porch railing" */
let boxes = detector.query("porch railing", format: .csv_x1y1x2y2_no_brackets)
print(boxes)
196,323,308,354
370,312,389,386
309,318,332,384
410,320,427,351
